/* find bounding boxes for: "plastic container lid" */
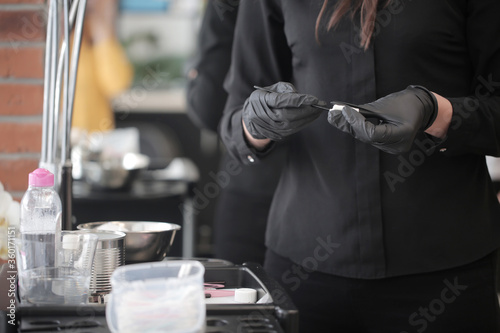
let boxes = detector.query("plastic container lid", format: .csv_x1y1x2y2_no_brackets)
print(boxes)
28,168,54,187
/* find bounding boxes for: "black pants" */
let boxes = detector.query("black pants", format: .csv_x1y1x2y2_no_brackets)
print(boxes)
213,189,271,265
264,250,500,333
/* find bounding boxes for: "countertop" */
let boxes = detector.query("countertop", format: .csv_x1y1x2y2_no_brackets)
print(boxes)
113,87,187,114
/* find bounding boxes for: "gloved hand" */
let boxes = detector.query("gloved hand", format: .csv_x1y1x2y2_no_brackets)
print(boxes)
327,85,438,154
242,82,324,141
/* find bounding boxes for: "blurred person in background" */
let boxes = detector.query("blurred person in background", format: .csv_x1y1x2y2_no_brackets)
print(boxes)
186,0,286,265
71,0,133,140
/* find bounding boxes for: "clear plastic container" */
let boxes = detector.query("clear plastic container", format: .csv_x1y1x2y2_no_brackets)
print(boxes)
16,231,98,305
106,260,206,333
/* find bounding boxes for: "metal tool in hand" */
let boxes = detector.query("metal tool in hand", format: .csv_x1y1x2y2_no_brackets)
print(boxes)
40,0,88,230
253,85,381,121
253,85,332,111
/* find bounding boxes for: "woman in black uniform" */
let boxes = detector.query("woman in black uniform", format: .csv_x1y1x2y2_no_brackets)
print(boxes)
219,0,500,331
186,0,286,264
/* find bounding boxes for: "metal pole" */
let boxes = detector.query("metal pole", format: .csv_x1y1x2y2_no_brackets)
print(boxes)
61,0,87,230
60,0,71,229
182,196,195,258
40,0,55,166
51,0,80,188
47,0,59,168
63,0,87,163
62,0,69,166
55,0,80,165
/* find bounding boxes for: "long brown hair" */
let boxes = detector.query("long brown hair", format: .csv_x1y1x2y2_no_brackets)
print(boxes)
315,0,386,50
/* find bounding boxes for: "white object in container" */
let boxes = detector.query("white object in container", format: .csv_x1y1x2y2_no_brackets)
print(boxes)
106,260,206,333
234,288,257,303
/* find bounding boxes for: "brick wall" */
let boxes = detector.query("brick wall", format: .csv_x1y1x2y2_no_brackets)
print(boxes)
0,0,46,199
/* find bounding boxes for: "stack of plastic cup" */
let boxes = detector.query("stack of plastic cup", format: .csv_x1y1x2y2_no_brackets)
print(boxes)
16,231,98,305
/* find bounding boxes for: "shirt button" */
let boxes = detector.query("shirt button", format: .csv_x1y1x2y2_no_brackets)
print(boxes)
247,155,255,163
439,148,447,153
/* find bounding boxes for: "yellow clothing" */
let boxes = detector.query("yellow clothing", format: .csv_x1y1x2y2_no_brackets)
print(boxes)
72,37,133,133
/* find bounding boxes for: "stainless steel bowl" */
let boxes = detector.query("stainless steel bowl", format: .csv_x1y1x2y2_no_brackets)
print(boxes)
77,221,181,264
81,153,150,190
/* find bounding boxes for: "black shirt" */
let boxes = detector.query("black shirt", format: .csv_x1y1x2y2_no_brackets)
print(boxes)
220,0,500,278
186,0,287,196
186,0,237,132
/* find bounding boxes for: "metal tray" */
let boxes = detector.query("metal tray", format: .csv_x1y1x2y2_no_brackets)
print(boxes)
11,310,286,333
4,262,298,333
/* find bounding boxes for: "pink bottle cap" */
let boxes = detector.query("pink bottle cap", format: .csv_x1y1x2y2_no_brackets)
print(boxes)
28,168,54,187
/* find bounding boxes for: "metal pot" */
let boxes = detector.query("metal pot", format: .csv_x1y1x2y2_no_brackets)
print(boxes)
81,153,149,190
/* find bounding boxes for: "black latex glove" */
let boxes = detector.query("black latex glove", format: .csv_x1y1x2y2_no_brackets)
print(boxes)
242,82,324,141
327,85,438,154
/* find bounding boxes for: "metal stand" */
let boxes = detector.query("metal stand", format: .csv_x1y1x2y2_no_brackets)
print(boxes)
182,195,195,258
39,0,87,230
